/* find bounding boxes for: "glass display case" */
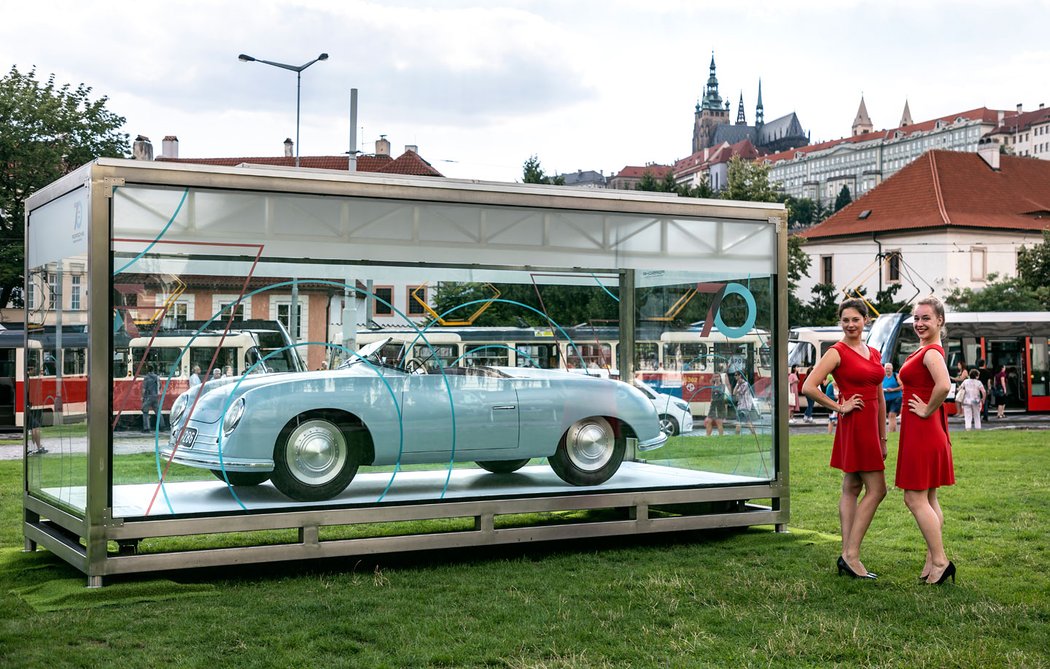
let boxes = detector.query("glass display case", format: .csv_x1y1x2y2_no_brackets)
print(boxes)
23,159,788,585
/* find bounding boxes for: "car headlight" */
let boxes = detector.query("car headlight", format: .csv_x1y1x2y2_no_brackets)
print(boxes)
223,397,246,436
674,398,690,412
171,394,189,424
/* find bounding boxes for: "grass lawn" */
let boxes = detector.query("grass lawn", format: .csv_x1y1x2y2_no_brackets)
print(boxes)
1,430,1048,668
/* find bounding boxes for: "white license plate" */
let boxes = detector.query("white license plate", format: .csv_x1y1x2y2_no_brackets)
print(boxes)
170,427,197,448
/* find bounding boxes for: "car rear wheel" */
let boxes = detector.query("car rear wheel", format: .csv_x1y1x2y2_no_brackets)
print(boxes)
210,469,271,486
658,414,680,437
272,417,360,501
548,416,625,486
475,459,530,474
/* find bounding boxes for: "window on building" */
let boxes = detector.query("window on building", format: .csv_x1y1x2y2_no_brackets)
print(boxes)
821,255,833,285
886,251,902,283
276,302,304,339
407,285,427,316
27,281,35,309
373,286,393,316
219,301,245,320
70,275,81,310
970,247,987,281
47,273,57,308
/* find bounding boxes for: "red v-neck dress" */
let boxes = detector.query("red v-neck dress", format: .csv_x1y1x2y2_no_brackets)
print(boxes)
896,344,955,490
830,342,886,473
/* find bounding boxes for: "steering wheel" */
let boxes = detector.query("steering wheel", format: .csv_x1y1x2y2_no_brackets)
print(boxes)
404,358,429,374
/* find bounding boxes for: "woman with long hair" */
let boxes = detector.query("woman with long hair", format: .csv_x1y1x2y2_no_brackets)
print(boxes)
802,298,887,580
897,296,956,584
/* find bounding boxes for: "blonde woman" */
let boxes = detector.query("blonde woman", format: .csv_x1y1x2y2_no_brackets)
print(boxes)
896,297,956,584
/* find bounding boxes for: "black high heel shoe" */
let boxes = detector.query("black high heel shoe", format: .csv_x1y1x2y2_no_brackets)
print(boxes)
928,561,956,585
837,556,877,579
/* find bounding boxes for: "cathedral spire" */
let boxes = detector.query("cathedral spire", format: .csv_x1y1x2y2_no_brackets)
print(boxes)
736,92,747,125
755,78,764,127
701,51,723,111
900,99,913,127
852,94,873,136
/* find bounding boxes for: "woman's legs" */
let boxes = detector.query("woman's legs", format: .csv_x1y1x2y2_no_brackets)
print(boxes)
962,404,974,430
904,488,949,582
972,404,982,430
887,411,898,433
841,470,887,575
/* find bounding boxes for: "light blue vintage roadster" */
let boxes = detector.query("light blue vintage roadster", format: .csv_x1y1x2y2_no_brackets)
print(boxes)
161,339,667,501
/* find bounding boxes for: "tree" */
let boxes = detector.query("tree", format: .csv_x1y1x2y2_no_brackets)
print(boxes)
721,156,778,203
521,155,565,185
0,66,129,307
945,273,1044,312
833,184,853,212
784,196,817,228
787,235,811,325
635,169,677,193
1017,230,1050,309
805,283,840,325
678,174,715,199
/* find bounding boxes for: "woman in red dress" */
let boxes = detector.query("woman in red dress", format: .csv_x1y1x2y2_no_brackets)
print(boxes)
896,296,956,584
802,299,887,579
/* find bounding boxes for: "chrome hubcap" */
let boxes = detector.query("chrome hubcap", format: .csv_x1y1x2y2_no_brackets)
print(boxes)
566,418,614,471
285,420,346,486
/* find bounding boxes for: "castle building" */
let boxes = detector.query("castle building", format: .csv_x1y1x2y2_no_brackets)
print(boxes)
690,54,809,155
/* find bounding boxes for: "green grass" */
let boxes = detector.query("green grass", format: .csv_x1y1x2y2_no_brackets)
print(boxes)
1,431,1049,667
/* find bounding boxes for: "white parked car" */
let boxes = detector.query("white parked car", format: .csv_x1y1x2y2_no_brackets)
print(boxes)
634,382,693,436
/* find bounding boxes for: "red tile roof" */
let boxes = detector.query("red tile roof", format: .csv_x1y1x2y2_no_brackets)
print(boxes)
988,107,1050,134
157,150,443,177
673,139,759,177
763,107,1013,164
801,150,1050,240
612,164,672,179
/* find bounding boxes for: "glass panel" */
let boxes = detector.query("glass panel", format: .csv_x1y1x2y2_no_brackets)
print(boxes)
1031,338,1048,398
107,183,778,518
25,186,90,514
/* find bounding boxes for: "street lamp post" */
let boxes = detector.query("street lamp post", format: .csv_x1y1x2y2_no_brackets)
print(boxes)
238,52,329,167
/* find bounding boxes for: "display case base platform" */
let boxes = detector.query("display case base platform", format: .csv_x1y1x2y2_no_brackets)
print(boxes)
24,462,786,587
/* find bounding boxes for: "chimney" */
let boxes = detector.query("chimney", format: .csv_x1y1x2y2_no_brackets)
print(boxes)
376,135,391,156
1040,103,1045,110
1017,103,1023,113
161,135,179,159
404,144,418,154
977,138,1000,170
132,135,154,161
284,138,294,157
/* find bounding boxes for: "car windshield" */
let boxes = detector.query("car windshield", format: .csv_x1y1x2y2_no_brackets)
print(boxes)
339,338,392,369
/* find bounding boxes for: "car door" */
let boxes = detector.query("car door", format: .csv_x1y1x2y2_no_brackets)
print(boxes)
400,370,519,455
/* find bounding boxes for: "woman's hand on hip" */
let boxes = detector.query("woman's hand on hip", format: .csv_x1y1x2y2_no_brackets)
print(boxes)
839,393,864,415
908,394,930,418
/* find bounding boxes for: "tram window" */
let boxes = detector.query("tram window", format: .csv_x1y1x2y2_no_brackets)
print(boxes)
189,347,239,377
662,343,706,372
787,342,815,367
113,348,130,378
133,346,185,377
895,327,920,370
759,345,772,370
567,343,611,370
634,342,659,371
464,344,509,367
410,344,457,371
514,344,559,369
63,348,87,375
714,342,748,375
1031,338,1049,397
0,348,14,379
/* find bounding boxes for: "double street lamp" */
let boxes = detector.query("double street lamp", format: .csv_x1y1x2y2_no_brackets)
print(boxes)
238,52,329,167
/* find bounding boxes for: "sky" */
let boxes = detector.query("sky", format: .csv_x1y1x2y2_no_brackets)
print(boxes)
3,0,1049,183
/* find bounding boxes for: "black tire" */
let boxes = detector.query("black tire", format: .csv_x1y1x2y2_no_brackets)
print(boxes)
548,416,626,486
658,414,680,437
210,469,271,486
271,416,361,501
475,459,530,474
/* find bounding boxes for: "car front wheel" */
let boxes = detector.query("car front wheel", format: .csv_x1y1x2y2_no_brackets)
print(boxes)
272,417,360,501
658,414,680,437
548,416,625,486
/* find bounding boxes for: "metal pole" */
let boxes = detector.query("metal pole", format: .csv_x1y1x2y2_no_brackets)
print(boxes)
295,71,302,168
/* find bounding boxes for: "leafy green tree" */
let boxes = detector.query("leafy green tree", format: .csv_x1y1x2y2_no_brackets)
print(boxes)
787,235,811,325
1017,230,1050,308
784,196,818,228
678,174,716,199
0,66,129,306
945,273,1043,312
635,169,677,193
521,155,565,185
805,283,840,325
721,156,778,203
833,185,853,212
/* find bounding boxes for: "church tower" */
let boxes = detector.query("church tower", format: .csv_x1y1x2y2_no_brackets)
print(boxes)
755,78,764,128
900,100,913,127
692,52,730,152
736,92,747,125
852,95,873,136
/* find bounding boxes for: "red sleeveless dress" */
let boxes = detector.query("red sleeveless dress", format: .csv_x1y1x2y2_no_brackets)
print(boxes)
830,342,885,473
895,344,955,490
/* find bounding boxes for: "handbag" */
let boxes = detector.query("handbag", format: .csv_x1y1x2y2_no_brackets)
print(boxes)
955,383,967,405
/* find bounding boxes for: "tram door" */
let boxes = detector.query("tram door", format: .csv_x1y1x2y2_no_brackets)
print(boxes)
1028,337,1050,412
986,339,1025,410
0,348,15,427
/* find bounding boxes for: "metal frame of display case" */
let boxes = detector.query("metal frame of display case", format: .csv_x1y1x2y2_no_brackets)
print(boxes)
23,159,790,586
